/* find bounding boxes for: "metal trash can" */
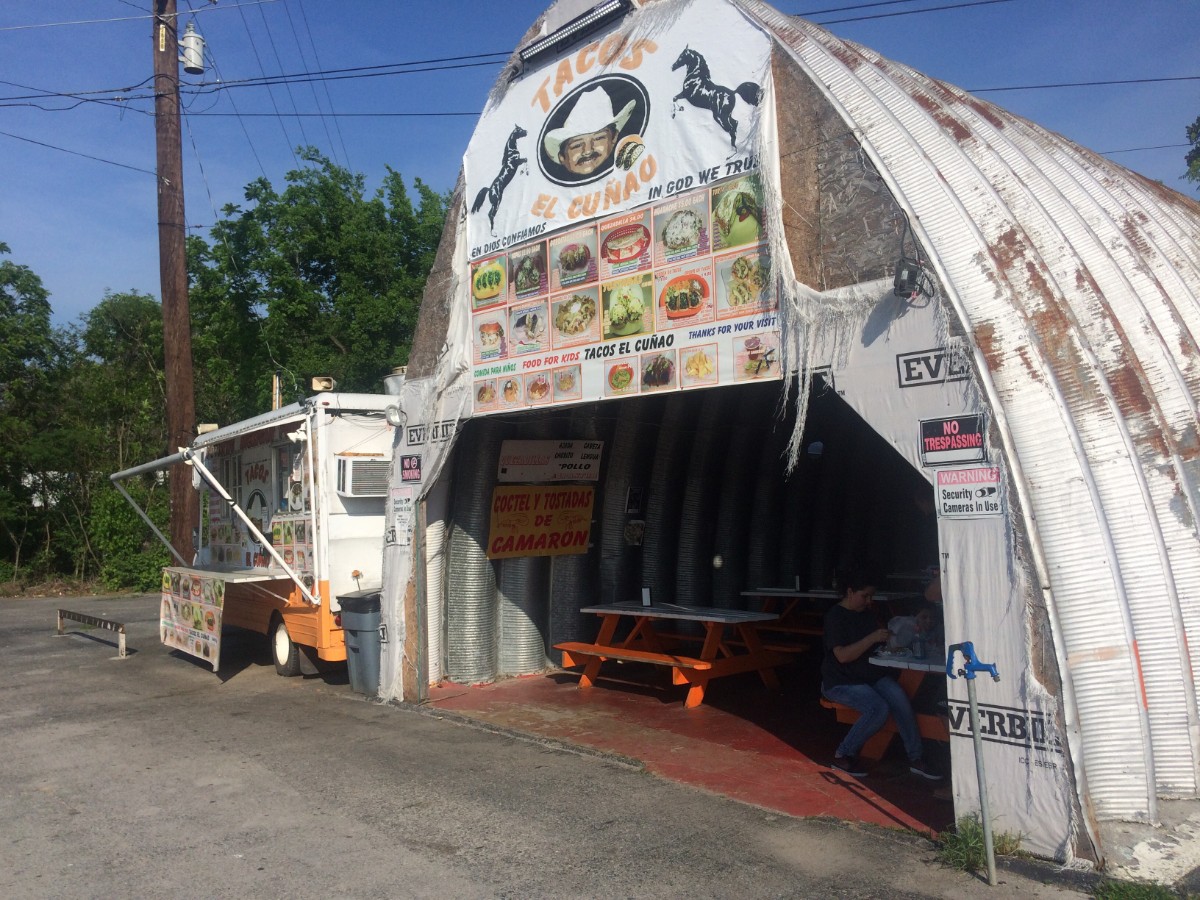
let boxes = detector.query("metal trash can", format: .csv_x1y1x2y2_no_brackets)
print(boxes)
338,589,381,697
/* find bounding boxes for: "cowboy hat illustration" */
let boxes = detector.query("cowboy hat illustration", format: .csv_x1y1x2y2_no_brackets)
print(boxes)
543,84,637,160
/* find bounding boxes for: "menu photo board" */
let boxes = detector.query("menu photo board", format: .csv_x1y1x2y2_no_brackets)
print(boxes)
470,171,779,415
160,569,224,672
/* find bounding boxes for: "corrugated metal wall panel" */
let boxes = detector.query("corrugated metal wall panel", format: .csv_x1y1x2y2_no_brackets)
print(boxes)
785,60,1155,825
911,88,1200,797
743,0,1200,821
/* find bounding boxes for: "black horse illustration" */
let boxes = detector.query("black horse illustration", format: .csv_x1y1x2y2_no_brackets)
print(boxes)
671,48,761,151
472,125,528,234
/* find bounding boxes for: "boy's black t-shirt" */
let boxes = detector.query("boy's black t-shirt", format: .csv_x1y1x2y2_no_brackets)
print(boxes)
822,603,884,690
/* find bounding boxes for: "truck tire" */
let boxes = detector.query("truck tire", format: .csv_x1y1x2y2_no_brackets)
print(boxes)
271,616,302,676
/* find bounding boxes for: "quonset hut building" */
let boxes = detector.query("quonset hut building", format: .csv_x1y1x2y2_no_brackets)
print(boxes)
377,0,1200,867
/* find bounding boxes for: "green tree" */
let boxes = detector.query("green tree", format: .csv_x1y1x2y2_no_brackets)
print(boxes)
0,242,58,579
30,292,170,581
1187,115,1200,188
188,148,447,414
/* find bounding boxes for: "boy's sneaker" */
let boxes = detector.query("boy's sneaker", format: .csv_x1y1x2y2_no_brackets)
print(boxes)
831,755,868,777
909,758,943,780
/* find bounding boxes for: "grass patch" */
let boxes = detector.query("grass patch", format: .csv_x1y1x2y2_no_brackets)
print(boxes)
1092,880,1185,900
937,815,1024,872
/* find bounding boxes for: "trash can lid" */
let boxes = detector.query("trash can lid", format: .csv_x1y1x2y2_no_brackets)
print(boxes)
337,589,381,613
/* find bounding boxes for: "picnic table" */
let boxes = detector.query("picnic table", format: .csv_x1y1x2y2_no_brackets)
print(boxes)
554,602,791,709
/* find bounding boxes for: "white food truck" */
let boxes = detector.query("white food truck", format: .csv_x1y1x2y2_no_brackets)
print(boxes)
112,392,399,674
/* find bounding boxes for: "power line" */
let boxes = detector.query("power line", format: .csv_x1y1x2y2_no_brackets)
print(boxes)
0,52,511,104
0,0,280,31
1099,143,1190,156
296,0,352,170
797,0,931,15
187,111,479,118
282,0,342,169
967,75,1200,94
811,0,1016,25
0,128,159,177
236,0,298,166
256,3,313,152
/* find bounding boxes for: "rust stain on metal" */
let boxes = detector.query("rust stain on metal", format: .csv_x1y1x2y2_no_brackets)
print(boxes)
963,95,1006,130
1105,365,1154,417
1070,267,1200,466
973,321,1005,372
1014,345,1044,383
986,227,1104,410
910,92,972,143
774,20,808,48
1120,214,1152,258
1128,169,1200,215
826,41,863,71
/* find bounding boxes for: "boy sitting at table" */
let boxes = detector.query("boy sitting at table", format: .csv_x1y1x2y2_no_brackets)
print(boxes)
821,569,942,780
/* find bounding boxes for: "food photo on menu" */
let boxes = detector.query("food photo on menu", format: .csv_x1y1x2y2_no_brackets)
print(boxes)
681,344,719,388
598,208,652,279
640,350,678,393
549,226,598,291
553,364,582,401
473,310,508,363
734,332,781,381
498,376,522,406
470,255,507,310
602,273,653,340
653,190,709,265
550,287,600,347
475,379,499,408
655,258,714,330
715,245,774,316
710,173,764,252
524,371,552,404
605,357,638,397
508,301,549,355
509,242,547,300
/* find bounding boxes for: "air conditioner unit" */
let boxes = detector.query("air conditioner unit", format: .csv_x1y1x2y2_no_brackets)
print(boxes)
335,455,390,498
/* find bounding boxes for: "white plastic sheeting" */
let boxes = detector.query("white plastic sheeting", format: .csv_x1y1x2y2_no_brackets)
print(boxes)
739,0,1200,836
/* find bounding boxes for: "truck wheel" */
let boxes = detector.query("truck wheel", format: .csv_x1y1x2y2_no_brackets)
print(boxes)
271,616,302,676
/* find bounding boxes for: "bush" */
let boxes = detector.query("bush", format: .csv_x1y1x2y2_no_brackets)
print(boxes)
937,815,1023,872
90,485,171,591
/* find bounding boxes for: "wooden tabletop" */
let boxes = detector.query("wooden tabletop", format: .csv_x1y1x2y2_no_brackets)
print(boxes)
580,602,779,624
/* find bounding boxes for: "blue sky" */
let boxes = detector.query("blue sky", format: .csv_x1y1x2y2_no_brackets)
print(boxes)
1,0,1196,325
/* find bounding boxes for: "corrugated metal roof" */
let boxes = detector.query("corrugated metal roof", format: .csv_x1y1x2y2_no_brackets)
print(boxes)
743,1,1200,822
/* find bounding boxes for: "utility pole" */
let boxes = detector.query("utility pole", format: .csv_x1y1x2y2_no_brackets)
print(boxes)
153,0,198,559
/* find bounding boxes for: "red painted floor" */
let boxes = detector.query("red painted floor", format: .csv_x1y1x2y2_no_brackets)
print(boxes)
425,657,954,837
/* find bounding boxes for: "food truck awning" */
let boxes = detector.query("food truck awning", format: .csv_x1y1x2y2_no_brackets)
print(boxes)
111,434,318,605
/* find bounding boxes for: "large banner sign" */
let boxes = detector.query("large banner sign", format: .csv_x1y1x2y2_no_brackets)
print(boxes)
487,485,595,559
160,568,224,671
463,0,779,416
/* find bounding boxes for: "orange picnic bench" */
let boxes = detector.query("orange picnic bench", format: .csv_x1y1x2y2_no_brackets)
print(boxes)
554,602,793,709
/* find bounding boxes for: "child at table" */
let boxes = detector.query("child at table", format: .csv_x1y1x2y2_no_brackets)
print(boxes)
821,569,942,780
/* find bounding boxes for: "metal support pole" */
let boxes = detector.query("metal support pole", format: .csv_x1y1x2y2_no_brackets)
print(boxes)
966,675,997,886
948,641,1001,887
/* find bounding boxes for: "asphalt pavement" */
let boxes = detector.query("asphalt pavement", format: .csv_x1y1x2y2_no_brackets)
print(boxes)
0,593,1099,898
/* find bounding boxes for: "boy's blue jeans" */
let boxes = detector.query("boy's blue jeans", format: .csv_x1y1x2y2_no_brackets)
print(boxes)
823,676,923,761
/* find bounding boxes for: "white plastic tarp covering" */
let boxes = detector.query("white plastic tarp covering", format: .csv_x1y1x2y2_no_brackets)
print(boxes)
806,278,1077,860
